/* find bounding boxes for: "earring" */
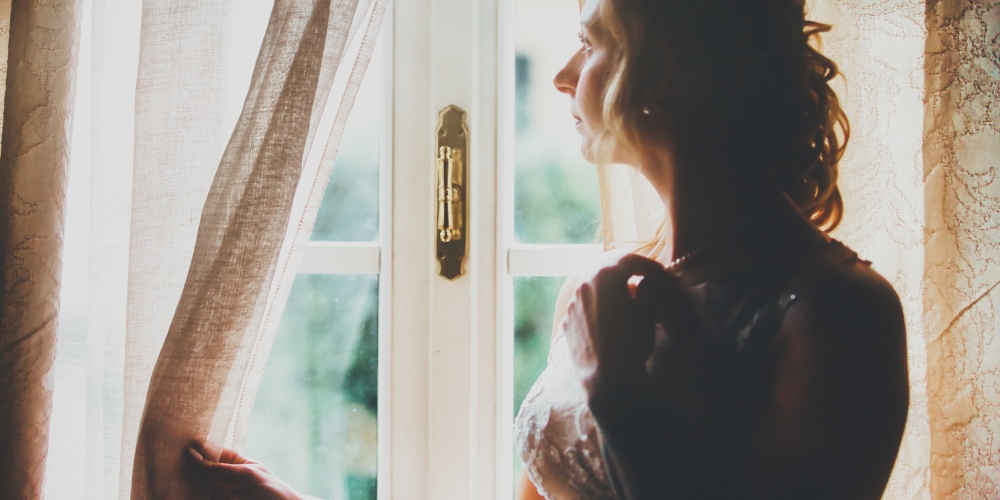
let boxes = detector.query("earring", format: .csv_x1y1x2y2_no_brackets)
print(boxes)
642,105,652,115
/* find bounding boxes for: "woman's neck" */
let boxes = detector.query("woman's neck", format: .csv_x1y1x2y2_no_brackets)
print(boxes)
640,150,785,265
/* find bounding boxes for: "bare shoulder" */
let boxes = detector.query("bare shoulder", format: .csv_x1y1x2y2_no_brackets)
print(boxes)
747,253,910,498
781,254,906,355
773,255,910,411
550,248,633,341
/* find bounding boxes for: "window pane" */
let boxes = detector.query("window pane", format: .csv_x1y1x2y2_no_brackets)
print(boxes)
512,276,565,486
247,275,379,500
514,1,601,244
310,38,385,242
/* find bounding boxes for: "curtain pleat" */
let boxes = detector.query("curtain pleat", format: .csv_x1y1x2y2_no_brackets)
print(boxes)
229,0,386,451
120,2,240,496
85,1,142,496
0,0,81,497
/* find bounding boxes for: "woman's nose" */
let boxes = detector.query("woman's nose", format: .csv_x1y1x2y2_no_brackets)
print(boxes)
553,51,580,96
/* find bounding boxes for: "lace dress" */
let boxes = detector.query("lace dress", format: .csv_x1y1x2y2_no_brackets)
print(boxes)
513,250,627,499
513,313,618,500
512,236,865,499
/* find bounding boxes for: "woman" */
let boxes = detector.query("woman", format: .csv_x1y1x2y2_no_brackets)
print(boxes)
513,0,908,498
189,0,909,497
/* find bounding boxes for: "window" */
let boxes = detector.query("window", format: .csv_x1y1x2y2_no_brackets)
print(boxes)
242,1,605,499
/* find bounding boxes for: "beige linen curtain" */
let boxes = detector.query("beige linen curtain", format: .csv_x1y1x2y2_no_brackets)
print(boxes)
598,0,1000,497
0,0,385,497
126,0,386,496
130,0,386,496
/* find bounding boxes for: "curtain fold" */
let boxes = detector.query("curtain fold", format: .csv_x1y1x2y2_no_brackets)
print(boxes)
121,2,239,495
0,0,81,497
85,1,142,496
229,0,385,451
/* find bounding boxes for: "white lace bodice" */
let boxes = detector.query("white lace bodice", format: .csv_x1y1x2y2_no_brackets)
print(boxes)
510,244,635,500
513,322,617,499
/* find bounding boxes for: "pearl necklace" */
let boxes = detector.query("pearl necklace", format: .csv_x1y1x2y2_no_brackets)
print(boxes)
645,230,713,272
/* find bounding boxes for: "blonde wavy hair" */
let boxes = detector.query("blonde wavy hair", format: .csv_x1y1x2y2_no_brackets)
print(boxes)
589,0,850,232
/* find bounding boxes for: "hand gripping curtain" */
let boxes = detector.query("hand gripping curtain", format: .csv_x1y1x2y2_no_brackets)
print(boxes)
598,0,1000,497
125,0,386,497
0,0,81,497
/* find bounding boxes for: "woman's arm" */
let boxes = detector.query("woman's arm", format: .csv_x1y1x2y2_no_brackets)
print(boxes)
551,272,579,345
562,254,685,498
517,471,547,500
513,273,579,500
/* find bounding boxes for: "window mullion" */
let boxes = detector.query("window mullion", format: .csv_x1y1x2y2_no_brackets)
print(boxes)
507,244,604,277
299,242,380,275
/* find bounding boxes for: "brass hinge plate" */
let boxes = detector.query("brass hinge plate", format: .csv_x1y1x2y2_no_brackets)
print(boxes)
435,105,468,280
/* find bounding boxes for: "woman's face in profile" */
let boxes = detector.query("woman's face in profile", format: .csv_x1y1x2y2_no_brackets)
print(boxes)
553,0,622,163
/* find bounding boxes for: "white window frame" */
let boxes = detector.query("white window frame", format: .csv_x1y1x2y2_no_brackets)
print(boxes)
384,1,508,497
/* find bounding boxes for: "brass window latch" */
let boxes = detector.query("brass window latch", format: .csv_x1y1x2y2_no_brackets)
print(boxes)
435,105,468,280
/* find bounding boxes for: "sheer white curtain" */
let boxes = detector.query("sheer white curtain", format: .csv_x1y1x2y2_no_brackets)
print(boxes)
813,1,930,496
598,0,999,497
0,0,385,497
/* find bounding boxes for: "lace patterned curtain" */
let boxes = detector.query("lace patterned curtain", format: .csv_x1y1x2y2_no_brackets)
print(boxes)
598,0,999,497
0,0,80,496
0,0,386,497
922,1,999,496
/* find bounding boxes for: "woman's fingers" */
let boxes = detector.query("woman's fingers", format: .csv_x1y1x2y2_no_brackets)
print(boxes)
613,253,671,283
595,254,675,307
218,447,255,465
186,443,301,499
616,252,669,274
187,447,256,489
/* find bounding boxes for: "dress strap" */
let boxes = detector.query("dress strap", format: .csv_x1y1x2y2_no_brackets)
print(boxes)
734,237,870,359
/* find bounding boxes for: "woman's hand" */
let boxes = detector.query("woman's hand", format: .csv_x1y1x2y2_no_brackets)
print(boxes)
563,253,736,499
563,252,729,418
562,253,673,398
186,445,309,500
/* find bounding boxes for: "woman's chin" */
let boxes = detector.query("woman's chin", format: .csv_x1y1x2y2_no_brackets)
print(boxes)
580,144,596,164
579,136,597,163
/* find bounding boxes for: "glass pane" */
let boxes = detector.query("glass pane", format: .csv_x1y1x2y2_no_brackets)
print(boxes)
514,1,601,244
512,276,565,486
247,275,379,500
310,37,385,242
